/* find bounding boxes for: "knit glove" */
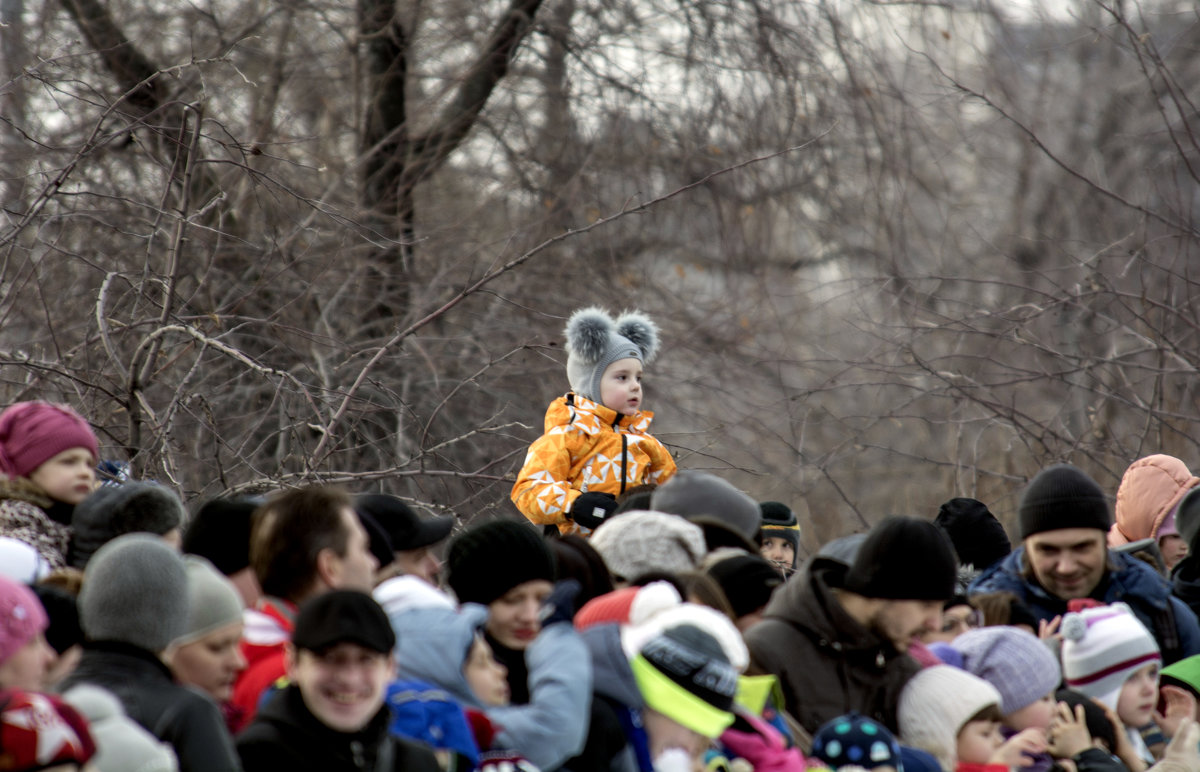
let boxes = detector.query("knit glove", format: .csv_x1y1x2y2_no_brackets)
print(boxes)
538,579,581,628
570,492,617,530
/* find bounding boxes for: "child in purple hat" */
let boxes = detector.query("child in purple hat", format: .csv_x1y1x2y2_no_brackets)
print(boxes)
0,401,99,568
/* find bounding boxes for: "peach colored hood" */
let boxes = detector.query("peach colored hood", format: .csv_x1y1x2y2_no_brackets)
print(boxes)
1109,454,1200,546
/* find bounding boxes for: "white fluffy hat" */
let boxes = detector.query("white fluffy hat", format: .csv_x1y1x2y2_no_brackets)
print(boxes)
899,665,1003,771
564,307,659,403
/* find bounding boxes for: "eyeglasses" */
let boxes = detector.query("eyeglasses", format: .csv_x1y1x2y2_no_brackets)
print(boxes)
940,608,982,634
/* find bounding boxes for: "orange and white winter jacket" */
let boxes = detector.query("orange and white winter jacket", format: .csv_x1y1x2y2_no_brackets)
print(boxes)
511,393,677,534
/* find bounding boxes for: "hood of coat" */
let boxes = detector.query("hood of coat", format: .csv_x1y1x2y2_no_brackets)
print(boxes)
390,604,489,707
1111,455,1200,546
543,394,655,436
581,623,643,709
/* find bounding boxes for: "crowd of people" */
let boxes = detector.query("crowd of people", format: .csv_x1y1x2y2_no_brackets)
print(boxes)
3,309,1200,772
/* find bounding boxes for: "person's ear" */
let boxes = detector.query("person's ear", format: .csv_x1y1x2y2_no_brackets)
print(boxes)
316,547,340,588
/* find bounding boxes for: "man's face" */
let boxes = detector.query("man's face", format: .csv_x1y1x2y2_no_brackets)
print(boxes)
1024,528,1107,600
288,642,394,733
869,599,943,650
394,545,441,585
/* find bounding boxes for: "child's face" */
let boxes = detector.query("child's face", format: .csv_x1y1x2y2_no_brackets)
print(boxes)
28,447,96,505
761,537,795,570
1117,662,1160,728
1160,534,1188,571
598,357,643,416
956,719,1004,764
464,636,509,706
1006,693,1055,731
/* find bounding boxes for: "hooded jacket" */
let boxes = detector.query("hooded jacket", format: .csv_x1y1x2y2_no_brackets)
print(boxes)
236,685,440,772
389,602,592,771
743,558,921,735
970,547,1200,664
511,394,676,534
576,623,650,772
1109,455,1199,547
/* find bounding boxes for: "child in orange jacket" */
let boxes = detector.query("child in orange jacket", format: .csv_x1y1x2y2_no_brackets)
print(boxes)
511,307,676,535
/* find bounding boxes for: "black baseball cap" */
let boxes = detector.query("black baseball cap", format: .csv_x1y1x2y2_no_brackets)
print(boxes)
355,494,454,552
291,590,396,654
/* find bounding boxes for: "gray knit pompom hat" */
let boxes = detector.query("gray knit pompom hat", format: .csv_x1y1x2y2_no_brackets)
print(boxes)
79,533,187,653
565,307,659,403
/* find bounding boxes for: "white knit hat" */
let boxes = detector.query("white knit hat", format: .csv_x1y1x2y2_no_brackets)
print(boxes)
590,510,706,582
899,665,1004,771
1061,602,1160,710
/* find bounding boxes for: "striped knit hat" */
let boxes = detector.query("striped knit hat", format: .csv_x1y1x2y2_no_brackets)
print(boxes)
1061,603,1160,710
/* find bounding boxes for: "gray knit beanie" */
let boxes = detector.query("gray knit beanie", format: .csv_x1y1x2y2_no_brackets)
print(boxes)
79,533,187,653
70,482,186,569
170,556,243,649
650,471,761,544
564,307,659,403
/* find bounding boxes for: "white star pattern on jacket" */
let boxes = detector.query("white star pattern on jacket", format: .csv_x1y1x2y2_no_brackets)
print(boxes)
3,693,88,764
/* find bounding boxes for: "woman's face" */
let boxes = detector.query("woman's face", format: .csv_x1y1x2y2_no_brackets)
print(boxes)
486,580,553,650
167,621,246,702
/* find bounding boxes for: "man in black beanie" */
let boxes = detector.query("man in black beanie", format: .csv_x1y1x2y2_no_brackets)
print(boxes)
969,463,1200,664
744,515,956,734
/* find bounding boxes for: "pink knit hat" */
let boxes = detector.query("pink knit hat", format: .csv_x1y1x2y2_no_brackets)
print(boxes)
0,401,98,479
0,574,48,664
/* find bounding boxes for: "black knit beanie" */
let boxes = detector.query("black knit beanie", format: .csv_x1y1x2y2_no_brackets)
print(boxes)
446,520,556,605
1018,464,1111,540
842,516,956,601
935,498,1011,570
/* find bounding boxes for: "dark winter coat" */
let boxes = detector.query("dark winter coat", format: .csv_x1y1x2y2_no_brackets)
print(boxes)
236,685,441,772
59,641,242,772
970,547,1200,664
743,558,921,735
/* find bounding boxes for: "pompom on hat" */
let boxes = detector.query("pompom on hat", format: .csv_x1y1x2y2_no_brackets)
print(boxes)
1018,464,1111,540
1060,602,1160,710
0,401,99,479
0,574,48,665
574,581,682,631
564,307,659,403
